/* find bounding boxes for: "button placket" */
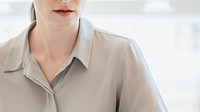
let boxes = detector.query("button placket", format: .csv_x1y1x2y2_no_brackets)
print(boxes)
45,92,58,112
23,56,58,112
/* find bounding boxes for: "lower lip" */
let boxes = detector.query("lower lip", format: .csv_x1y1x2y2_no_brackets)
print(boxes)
54,11,73,16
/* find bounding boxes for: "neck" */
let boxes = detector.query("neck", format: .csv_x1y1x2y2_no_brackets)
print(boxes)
29,20,79,62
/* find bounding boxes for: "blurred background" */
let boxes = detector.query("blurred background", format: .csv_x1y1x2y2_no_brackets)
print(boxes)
0,0,200,111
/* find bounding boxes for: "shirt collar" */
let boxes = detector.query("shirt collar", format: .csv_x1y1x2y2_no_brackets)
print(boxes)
71,18,94,69
3,18,94,72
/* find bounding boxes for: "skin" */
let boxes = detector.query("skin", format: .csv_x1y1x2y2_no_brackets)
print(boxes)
29,0,87,83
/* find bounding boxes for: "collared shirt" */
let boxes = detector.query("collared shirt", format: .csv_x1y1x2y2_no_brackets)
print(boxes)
0,18,167,112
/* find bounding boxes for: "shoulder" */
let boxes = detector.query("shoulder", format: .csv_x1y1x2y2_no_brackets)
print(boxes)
93,27,135,49
93,28,143,61
0,39,14,57
91,28,141,64
0,38,15,68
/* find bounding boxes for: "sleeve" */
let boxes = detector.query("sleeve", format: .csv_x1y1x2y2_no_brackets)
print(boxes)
117,40,167,112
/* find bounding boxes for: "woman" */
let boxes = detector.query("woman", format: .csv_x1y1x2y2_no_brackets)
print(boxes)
0,0,167,111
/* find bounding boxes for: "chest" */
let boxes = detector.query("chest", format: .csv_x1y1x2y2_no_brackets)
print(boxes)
0,65,119,112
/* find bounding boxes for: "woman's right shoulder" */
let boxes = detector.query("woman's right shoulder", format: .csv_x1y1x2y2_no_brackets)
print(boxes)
0,39,15,65
0,38,14,51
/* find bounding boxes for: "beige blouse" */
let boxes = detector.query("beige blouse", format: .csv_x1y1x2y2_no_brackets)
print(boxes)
0,18,167,112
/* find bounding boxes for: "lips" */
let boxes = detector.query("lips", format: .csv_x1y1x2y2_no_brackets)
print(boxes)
54,7,74,12
54,9,74,12
53,8,75,16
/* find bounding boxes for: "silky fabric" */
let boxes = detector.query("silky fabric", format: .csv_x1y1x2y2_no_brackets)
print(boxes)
0,18,167,112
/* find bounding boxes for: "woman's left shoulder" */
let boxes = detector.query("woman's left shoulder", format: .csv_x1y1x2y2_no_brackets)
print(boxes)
93,28,135,49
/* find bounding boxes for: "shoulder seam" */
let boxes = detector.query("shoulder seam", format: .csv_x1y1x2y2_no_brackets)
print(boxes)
94,28,132,41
